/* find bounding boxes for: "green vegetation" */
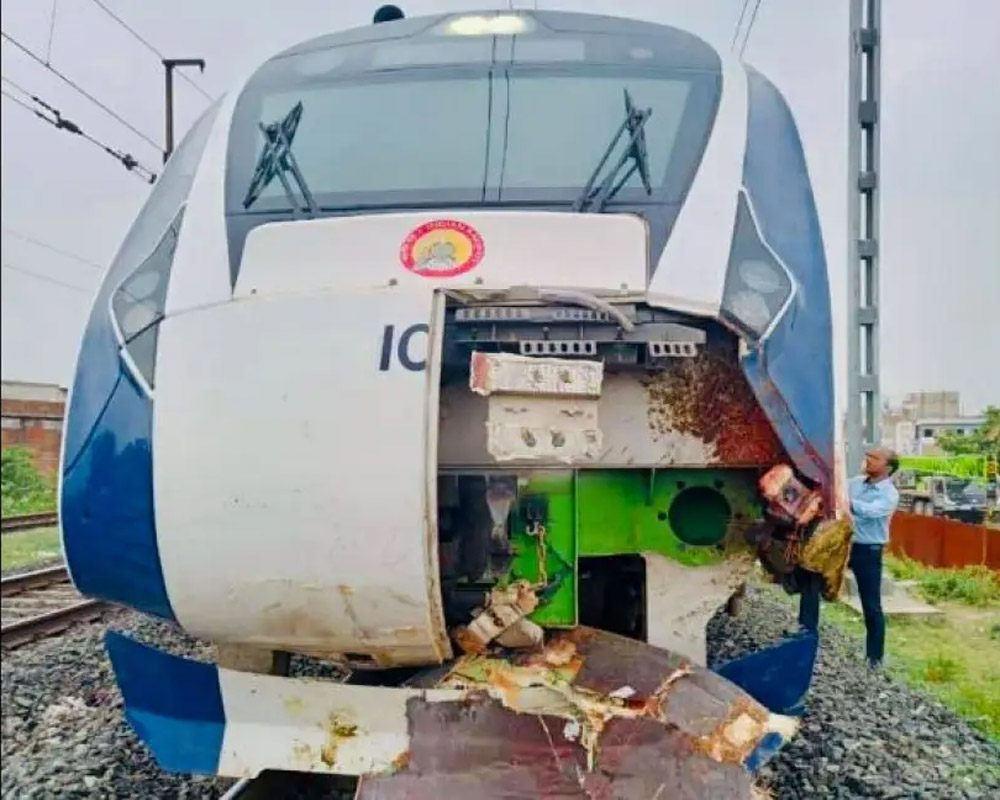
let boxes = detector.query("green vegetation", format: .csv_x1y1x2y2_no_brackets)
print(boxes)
936,405,999,457
1,446,56,517
885,554,1000,607
1,527,62,571
898,454,988,479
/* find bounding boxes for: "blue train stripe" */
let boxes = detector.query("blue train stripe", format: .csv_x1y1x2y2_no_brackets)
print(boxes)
61,363,175,620
741,66,835,488
105,632,225,774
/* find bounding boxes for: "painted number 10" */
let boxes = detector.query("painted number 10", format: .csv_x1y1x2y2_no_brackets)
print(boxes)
379,323,428,372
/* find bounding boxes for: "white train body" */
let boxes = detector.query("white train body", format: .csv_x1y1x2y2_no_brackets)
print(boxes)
59,8,834,790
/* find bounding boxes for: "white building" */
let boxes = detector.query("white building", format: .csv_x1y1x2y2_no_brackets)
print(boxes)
914,416,986,455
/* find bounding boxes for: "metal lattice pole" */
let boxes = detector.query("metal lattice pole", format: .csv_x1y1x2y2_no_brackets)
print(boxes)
846,0,882,472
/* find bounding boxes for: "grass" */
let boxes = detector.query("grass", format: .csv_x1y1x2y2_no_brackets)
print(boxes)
796,580,1000,741
1,526,63,571
885,554,1000,606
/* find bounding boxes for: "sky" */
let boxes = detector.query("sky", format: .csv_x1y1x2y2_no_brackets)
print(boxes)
1,0,998,417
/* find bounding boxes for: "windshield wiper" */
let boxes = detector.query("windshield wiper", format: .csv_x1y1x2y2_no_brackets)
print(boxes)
242,101,318,217
574,89,653,213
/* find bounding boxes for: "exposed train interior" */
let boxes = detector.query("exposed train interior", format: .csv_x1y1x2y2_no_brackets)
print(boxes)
433,295,787,653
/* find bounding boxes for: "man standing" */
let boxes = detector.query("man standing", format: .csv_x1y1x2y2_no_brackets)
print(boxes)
797,448,900,669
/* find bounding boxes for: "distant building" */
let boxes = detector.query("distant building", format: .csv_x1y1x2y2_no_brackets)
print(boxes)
880,391,984,456
1,381,67,475
901,391,960,420
914,415,987,456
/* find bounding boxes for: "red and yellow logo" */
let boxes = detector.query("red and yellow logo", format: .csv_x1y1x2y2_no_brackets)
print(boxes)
399,219,485,278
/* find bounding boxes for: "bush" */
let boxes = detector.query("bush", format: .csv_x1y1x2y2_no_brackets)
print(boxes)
919,565,1000,606
887,554,1000,606
0,446,56,516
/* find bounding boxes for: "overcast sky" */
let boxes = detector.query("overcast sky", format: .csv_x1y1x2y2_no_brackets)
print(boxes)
2,0,998,417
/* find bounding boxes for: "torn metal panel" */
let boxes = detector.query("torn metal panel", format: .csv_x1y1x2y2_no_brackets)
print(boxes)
358,628,795,800
643,553,756,665
108,628,795,795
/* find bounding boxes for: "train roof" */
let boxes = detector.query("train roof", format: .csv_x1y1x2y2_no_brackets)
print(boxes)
261,9,722,77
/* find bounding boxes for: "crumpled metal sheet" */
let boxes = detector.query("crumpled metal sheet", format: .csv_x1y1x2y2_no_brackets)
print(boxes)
356,627,796,800
799,518,853,601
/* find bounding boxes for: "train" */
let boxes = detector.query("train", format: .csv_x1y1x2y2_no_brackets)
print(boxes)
59,6,835,797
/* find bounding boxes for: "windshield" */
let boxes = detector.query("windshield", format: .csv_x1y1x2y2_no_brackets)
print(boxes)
946,480,986,503
227,66,717,213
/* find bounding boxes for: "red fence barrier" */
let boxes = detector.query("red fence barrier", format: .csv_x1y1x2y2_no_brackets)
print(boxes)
888,512,999,571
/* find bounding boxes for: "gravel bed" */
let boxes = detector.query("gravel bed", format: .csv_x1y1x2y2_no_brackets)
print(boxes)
3,589,998,798
1,608,235,800
707,585,1000,800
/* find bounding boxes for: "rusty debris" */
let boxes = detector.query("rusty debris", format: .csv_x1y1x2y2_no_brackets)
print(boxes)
645,351,784,464
356,627,796,799
452,580,540,655
438,632,791,773
759,465,823,526
318,714,359,768
798,517,853,600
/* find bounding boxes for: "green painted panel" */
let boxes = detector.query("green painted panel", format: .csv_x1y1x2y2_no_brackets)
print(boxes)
509,472,577,626
576,469,760,566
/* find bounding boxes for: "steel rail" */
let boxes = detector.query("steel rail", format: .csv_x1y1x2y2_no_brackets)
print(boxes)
1,564,108,649
1,511,58,534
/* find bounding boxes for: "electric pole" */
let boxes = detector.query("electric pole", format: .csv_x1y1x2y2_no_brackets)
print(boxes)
846,0,882,472
162,58,206,163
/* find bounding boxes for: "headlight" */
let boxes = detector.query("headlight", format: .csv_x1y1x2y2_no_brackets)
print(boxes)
720,191,796,341
440,14,534,36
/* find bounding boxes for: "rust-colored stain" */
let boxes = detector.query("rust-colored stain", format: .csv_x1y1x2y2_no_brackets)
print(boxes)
390,750,411,772
645,351,784,464
319,714,359,768
692,697,770,763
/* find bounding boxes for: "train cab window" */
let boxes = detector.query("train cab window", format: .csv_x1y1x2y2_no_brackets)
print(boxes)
111,209,185,389
227,64,717,214
100,101,220,393
104,101,220,298
497,73,695,201
253,76,491,200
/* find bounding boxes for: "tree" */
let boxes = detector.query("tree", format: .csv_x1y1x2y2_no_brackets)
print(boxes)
1,446,56,516
937,406,1000,457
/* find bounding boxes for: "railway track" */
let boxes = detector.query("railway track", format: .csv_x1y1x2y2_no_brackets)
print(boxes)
1,565,107,649
1,511,59,534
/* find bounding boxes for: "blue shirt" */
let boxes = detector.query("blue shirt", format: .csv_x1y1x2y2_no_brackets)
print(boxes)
848,475,900,545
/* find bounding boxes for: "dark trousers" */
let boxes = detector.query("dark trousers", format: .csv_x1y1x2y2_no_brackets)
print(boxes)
797,542,886,665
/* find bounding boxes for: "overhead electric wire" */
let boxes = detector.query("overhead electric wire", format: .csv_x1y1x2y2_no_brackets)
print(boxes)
736,0,764,58
1,82,157,183
731,0,752,52
86,0,213,101
46,0,59,64
2,264,94,294
1,227,104,271
0,29,162,155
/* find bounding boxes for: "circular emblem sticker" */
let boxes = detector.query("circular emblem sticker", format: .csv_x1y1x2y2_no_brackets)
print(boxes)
399,219,485,278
